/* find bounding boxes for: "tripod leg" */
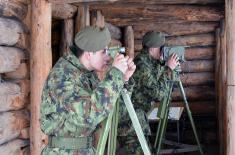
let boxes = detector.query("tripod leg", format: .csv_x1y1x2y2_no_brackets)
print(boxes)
155,83,174,154
108,101,119,155
121,89,152,155
178,80,203,155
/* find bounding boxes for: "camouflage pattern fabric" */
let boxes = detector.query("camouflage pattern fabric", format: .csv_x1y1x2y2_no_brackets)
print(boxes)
117,49,171,155
40,53,125,155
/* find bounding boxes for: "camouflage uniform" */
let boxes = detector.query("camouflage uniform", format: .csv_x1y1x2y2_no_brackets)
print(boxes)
40,53,125,155
117,48,171,155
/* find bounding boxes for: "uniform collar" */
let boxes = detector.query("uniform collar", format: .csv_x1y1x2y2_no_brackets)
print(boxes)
63,53,90,72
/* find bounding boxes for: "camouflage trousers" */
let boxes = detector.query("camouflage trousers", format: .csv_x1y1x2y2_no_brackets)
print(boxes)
41,146,95,155
117,108,152,155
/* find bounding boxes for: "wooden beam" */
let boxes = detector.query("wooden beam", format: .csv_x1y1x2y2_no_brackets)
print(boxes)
2,62,29,79
60,19,74,56
124,26,134,59
0,0,28,20
75,4,90,34
0,46,25,73
105,22,122,40
49,0,118,4
0,17,29,50
133,22,219,39
30,0,52,154
135,34,216,51
90,5,224,26
180,72,214,86
185,47,215,60
225,0,235,154
0,139,29,155
52,3,77,19
181,60,214,73
90,10,105,28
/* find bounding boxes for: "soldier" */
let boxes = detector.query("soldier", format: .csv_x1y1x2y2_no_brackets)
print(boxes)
118,31,180,155
40,26,136,155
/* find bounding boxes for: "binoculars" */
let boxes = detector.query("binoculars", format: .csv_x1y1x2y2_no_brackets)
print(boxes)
106,46,125,58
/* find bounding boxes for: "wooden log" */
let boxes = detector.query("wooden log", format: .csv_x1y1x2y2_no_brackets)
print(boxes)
0,46,25,73
105,22,122,40
49,0,118,3
181,60,214,73
0,1,28,20
90,10,105,28
0,139,29,155
180,72,214,86
135,34,215,51
124,26,134,58
90,5,224,26
0,110,29,145
75,4,90,34
31,0,52,154
109,38,122,47
59,19,74,56
0,17,28,49
152,101,216,116
2,62,29,79
225,1,235,154
52,3,77,19
185,47,215,60
102,0,224,4
0,81,29,112
133,22,219,39
172,86,215,101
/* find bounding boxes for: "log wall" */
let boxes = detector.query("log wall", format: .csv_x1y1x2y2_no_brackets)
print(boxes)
0,0,30,154
89,1,224,153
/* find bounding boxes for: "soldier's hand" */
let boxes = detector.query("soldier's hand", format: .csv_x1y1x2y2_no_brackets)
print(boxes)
124,57,136,81
112,53,128,74
166,53,180,70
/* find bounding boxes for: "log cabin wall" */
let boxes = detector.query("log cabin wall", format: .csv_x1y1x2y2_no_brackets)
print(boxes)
88,1,224,154
0,0,30,154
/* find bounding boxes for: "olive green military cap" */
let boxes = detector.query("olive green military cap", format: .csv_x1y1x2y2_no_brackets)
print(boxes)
75,26,111,52
142,31,165,48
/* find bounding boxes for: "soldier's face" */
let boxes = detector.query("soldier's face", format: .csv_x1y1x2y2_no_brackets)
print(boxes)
149,47,161,60
89,49,111,71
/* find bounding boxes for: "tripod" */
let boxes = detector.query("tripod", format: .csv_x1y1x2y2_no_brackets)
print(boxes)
154,72,203,155
96,89,152,155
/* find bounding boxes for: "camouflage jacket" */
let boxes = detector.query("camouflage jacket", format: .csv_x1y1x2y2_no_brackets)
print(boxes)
132,49,171,112
40,53,125,155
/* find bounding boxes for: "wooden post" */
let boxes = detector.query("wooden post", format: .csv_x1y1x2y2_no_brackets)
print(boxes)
75,4,90,34
90,10,105,28
124,26,134,59
60,19,74,56
30,0,52,155
225,0,235,154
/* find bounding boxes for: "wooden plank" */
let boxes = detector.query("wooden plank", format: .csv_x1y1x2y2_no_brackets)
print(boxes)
135,33,215,51
31,0,52,154
0,1,28,20
2,62,29,79
0,139,29,155
185,47,215,60
90,5,224,26
0,110,29,145
0,46,25,73
59,19,74,56
180,72,214,86
172,86,215,101
124,26,134,58
0,17,28,49
0,81,29,112
105,22,122,40
226,86,235,155
49,0,118,3
181,60,214,73
133,22,219,39
90,10,105,27
52,3,77,19
75,4,90,34
226,0,235,85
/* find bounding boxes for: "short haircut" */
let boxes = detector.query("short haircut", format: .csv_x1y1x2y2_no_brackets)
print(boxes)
69,42,84,58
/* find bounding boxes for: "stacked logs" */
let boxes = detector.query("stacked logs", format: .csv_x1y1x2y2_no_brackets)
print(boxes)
0,0,30,154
